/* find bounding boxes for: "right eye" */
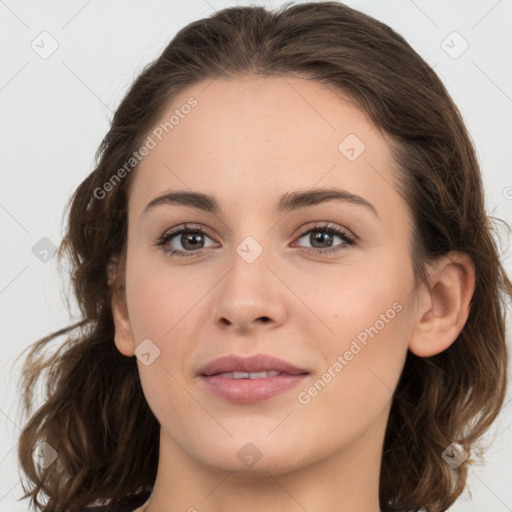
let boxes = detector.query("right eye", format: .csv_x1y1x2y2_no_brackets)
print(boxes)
155,224,218,257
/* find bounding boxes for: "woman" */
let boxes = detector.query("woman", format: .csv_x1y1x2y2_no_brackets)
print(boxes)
15,2,511,511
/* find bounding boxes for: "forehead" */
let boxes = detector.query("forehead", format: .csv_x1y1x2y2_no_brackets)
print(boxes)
130,75,401,219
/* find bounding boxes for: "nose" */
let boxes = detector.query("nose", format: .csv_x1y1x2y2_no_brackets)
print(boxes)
211,243,287,335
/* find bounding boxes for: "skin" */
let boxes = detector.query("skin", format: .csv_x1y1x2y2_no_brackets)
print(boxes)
111,75,475,512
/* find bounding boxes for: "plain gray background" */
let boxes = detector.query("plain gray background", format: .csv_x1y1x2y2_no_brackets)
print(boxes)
1,0,511,510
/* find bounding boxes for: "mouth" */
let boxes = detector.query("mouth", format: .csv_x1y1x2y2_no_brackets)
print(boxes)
198,354,310,404
213,370,285,378
198,353,309,376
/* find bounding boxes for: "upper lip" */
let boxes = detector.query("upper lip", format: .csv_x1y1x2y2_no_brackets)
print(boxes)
198,354,309,376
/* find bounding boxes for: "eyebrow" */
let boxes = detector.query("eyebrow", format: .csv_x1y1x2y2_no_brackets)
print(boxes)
141,187,379,219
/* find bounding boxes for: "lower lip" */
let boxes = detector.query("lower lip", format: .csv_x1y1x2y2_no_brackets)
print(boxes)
200,374,309,404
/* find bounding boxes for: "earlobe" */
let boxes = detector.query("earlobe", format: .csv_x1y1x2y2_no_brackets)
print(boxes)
408,252,475,358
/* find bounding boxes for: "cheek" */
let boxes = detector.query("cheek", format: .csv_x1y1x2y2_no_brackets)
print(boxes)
302,249,413,399
124,249,206,391
124,247,200,342
294,296,410,446
296,251,410,341
124,253,198,428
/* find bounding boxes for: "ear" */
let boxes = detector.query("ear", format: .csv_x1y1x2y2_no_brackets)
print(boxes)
408,252,475,358
108,253,136,357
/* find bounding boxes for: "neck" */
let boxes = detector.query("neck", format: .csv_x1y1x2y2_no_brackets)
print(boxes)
143,415,387,512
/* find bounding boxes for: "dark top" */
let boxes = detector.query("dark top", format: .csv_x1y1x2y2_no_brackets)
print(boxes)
83,487,153,511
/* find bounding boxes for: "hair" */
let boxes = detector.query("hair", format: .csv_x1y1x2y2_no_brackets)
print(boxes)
14,1,511,511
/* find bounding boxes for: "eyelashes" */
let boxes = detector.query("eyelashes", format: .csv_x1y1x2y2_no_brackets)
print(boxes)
154,222,357,258
293,222,356,255
155,225,218,258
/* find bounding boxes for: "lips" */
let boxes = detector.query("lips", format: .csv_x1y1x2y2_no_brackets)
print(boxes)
198,354,310,404
198,353,309,377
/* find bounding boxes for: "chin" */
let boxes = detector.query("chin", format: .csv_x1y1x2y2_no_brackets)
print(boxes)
188,436,306,475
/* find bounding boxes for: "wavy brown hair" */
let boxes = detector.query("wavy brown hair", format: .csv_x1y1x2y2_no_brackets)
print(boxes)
14,2,511,511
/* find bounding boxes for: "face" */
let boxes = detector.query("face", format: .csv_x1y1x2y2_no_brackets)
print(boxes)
114,75,419,474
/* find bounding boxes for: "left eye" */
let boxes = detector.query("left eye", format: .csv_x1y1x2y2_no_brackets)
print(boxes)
292,223,356,254
155,222,356,257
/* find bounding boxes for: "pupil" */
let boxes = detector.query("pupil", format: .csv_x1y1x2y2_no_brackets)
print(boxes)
312,230,332,248
183,232,203,250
